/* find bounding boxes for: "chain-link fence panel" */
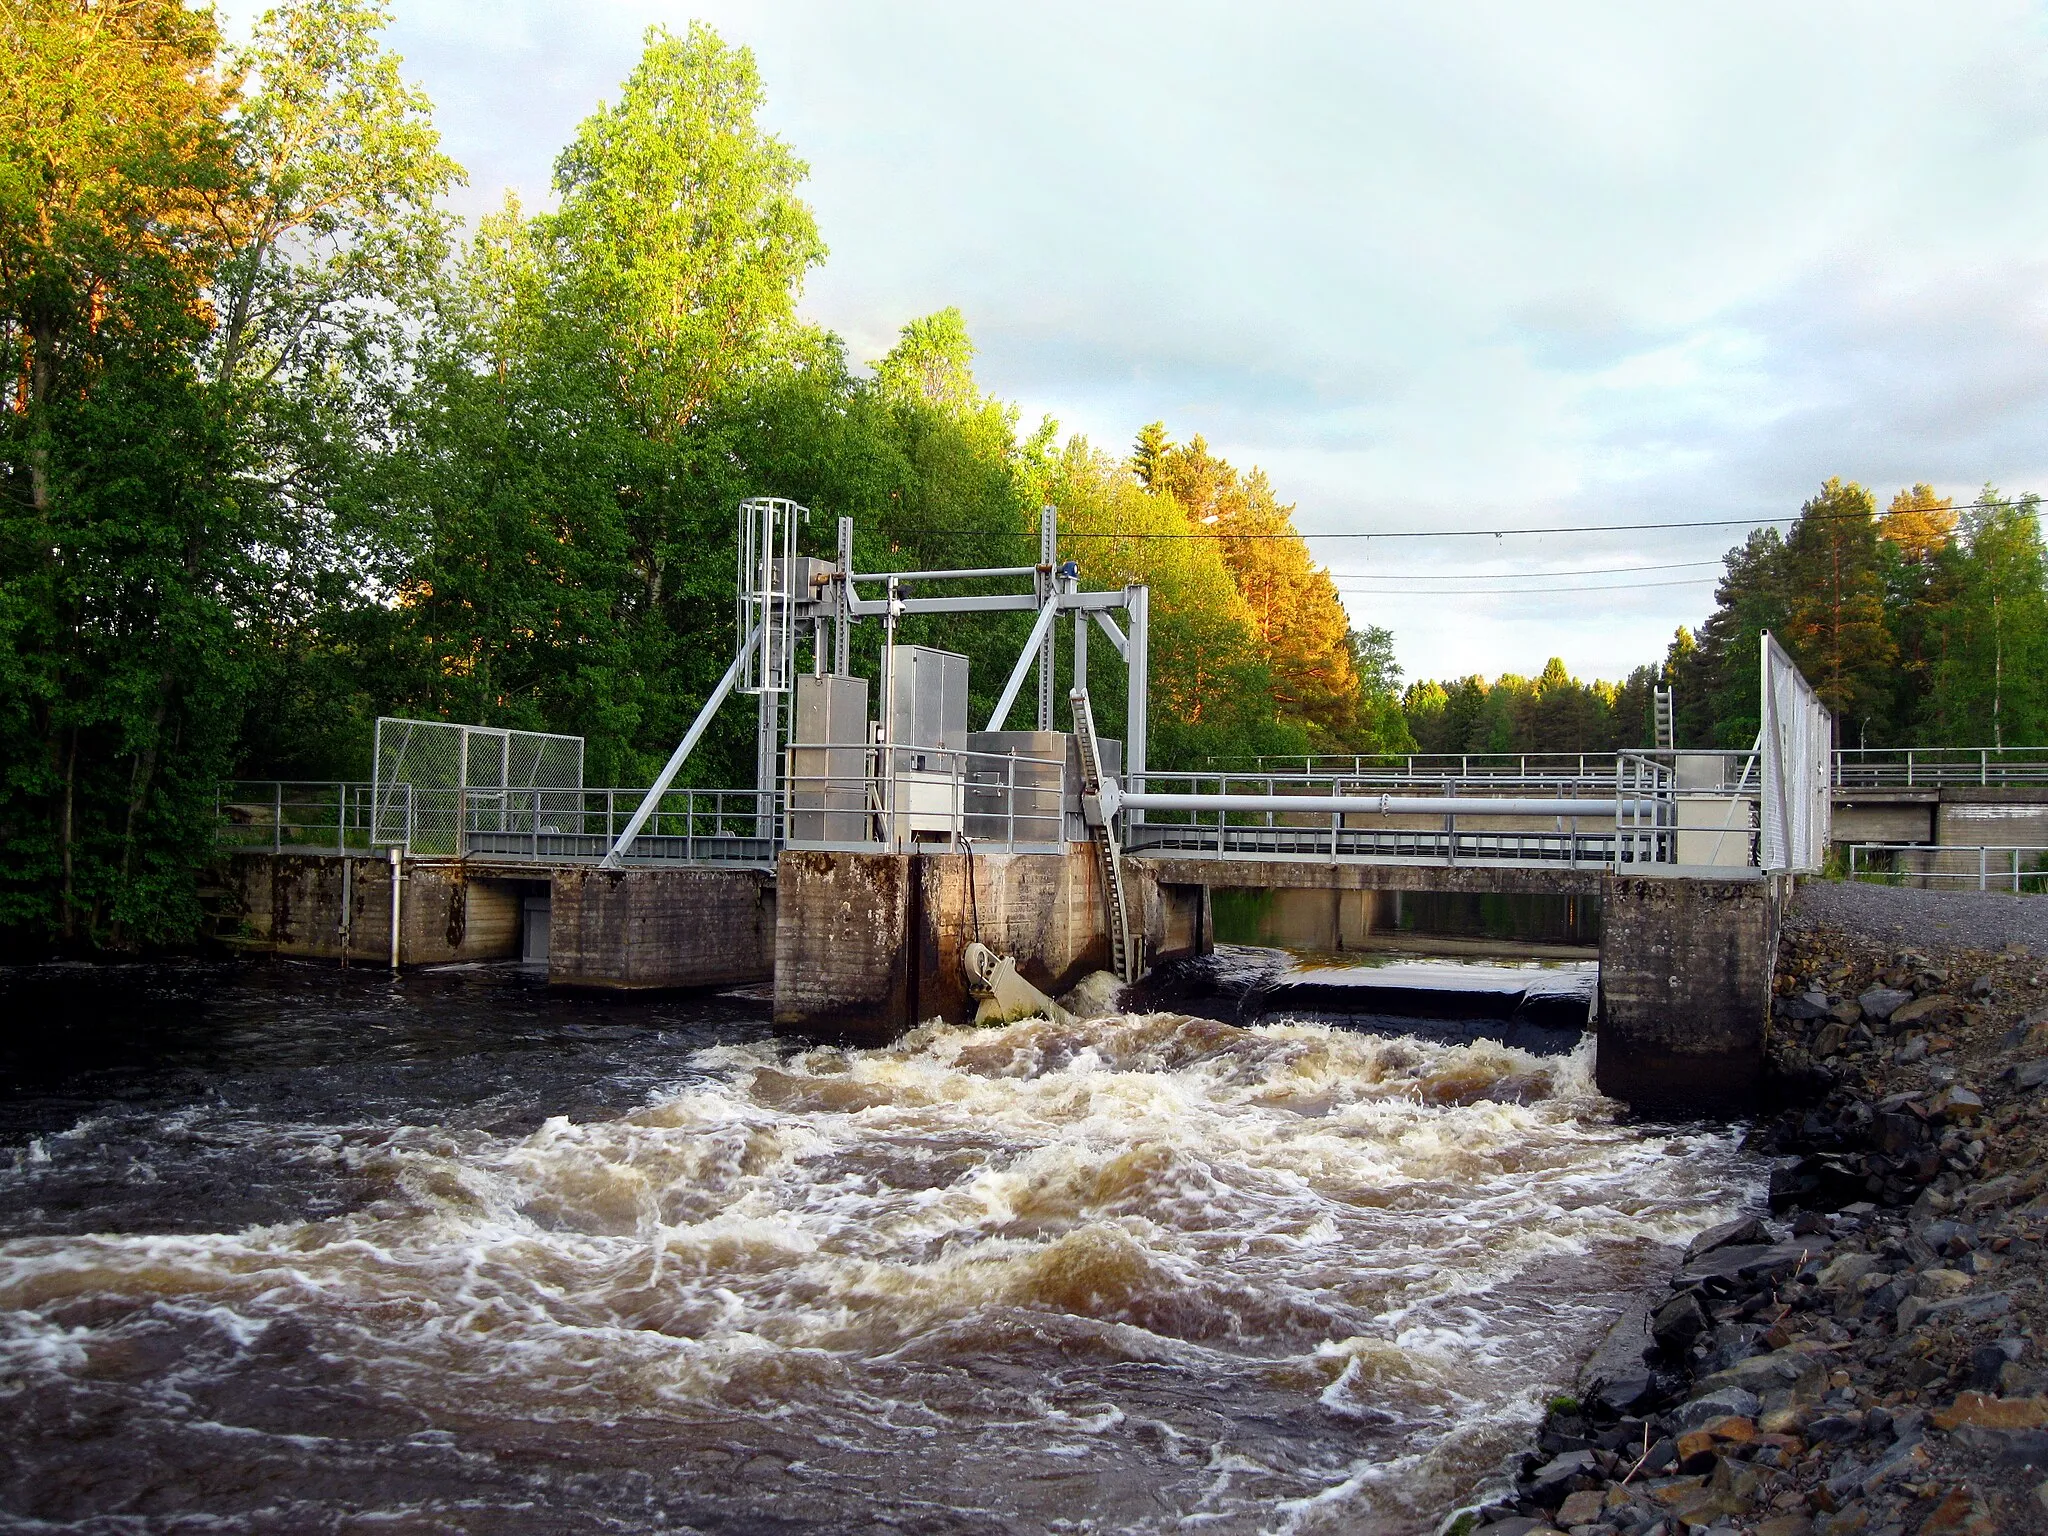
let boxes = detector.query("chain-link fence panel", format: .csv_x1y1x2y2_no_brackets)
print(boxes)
373,718,584,855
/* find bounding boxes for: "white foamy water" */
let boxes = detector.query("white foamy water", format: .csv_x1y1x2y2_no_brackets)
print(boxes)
0,1011,1758,1534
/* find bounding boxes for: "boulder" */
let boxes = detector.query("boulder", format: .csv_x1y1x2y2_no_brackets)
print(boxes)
1523,1448,1597,1501
1889,994,1952,1028
1928,1085,1983,1121
1857,987,1913,1023
1674,1387,1762,1430
1673,1242,1812,1289
1684,1215,1770,1262
1692,1345,1830,1403
1929,1392,2048,1432
1554,1489,1608,1528
1652,1291,1711,1353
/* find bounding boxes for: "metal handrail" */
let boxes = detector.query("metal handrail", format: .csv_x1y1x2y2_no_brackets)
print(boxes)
215,780,384,856
1832,748,2048,787
782,743,1068,854
460,785,774,863
1845,842,2048,892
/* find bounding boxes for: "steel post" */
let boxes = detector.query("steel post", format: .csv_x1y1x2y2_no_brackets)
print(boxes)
1036,505,1057,731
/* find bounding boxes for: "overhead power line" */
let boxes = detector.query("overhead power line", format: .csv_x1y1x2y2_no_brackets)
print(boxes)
1325,558,1721,582
920,495,2022,543
1333,575,1720,597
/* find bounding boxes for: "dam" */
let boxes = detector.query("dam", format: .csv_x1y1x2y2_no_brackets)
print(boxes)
212,498,1835,1116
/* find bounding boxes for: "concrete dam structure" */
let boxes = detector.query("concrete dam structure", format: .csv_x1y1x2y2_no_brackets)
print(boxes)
216,499,1842,1116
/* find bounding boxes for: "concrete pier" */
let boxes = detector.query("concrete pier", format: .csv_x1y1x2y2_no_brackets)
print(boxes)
550,867,774,990
1594,874,1784,1115
771,847,1208,1040
218,853,773,988
223,853,532,966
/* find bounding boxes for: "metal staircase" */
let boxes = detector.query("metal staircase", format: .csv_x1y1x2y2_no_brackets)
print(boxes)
1070,688,1136,983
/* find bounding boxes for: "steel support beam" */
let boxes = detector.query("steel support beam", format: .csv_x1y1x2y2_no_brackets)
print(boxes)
601,624,762,868
986,599,1066,732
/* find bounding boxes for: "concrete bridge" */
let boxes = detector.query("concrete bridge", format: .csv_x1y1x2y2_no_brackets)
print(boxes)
204,497,2023,1117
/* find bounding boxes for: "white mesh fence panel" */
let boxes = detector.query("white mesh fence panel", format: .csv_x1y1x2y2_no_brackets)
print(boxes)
1759,633,1832,872
372,718,584,855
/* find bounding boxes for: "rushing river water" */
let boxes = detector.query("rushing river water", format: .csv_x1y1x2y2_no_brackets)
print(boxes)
0,959,1758,1535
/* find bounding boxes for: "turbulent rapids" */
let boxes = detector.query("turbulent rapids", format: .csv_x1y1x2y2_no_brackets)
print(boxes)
0,969,1756,1534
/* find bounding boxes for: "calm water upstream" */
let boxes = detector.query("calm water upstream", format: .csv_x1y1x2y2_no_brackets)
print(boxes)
0,958,1759,1535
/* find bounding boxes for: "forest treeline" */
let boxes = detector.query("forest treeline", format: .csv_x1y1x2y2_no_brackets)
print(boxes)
0,3,1397,950
5,4,2037,952
1395,479,2048,758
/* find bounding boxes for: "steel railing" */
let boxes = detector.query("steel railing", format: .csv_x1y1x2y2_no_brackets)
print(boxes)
215,781,387,855
1118,762,1684,870
1845,842,2048,892
782,744,1068,853
1832,748,2048,787
1209,747,2048,790
462,786,775,864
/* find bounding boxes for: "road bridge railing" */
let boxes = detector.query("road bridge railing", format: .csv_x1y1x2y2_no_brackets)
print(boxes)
1845,841,2048,892
1832,748,2048,787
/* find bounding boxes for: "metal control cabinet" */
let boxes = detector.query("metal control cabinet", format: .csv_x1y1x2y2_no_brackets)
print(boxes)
790,674,871,843
885,646,969,755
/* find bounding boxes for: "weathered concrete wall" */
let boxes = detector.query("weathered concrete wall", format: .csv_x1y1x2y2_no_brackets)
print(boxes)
774,846,1210,1039
1129,856,1607,897
1828,786,2048,848
1595,873,1781,1114
550,866,774,990
773,851,913,1040
1935,797,2048,847
220,853,522,965
1832,797,1936,845
914,847,1110,1025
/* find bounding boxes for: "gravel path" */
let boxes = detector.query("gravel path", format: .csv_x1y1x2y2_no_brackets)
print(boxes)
1789,877,2048,956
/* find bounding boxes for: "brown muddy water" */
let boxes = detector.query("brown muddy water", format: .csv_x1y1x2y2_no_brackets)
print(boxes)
0,958,1759,1535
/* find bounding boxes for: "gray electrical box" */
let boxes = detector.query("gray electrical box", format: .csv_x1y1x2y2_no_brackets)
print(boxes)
790,673,870,843
780,555,834,613
885,646,969,753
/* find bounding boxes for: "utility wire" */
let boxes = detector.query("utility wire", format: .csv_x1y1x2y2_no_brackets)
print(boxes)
1332,575,1719,596
917,496,2023,543
1324,558,1721,582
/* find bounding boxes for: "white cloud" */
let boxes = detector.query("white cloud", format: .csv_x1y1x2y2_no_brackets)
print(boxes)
222,0,2048,682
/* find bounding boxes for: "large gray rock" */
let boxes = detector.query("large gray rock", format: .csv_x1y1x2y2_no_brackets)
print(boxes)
1684,1215,1770,1262
1673,1386,1762,1429
1857,986,1913,1022
1523,1448,1597,1501
1693,1344,1831,1402
1652,1291,1710,1352
1672,1242,1811,1289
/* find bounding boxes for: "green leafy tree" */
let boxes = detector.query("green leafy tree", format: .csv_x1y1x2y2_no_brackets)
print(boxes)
1927,490,2048,747
0,0,244,948
1781,478,1894,744
544,21,826,436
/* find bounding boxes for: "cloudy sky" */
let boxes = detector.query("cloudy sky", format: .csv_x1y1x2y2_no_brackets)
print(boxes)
224,1,2048,683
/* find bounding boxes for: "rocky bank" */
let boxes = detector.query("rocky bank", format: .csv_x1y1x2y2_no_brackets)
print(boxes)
1450,882,2048,1536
